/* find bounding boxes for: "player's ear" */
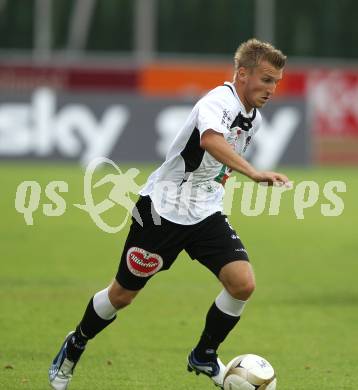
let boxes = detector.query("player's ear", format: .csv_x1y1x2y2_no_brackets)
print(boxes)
237,66,249,83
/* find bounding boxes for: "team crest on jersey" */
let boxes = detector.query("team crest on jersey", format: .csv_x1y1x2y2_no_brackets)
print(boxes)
126,247,163,277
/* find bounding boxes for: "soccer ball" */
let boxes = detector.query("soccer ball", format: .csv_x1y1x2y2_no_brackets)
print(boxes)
223,354,276,390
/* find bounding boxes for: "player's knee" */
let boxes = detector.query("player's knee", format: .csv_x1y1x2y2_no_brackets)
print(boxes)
226,279,256,301
108,281,139,309
110,293,135,309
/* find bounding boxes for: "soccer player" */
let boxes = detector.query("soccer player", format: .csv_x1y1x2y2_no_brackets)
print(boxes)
49,38,288,389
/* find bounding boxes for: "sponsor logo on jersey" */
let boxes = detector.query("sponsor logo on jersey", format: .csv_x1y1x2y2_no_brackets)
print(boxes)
221,109,233,130
126,247,163,277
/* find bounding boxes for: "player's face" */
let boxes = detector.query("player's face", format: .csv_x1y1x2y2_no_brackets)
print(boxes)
239,61,283,111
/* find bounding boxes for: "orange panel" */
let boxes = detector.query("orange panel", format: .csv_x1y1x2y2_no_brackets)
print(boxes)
139,63,233,97
139,63,306,98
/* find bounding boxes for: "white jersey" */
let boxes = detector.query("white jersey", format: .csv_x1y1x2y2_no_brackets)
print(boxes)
140,81,262,225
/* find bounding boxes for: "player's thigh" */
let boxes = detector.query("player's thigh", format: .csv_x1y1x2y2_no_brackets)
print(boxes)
218,260,256,300
186,212,250,277
115,196,185,291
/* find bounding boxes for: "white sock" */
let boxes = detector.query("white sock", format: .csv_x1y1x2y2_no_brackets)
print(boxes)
215,289,247,317
93,287,117,320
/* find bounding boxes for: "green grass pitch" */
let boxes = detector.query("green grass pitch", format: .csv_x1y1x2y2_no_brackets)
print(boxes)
0,163,357,389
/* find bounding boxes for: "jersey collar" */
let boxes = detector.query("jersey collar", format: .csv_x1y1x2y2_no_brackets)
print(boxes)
223,81,256,117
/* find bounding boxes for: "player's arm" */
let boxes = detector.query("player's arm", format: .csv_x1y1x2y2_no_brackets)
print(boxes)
200,129,289,185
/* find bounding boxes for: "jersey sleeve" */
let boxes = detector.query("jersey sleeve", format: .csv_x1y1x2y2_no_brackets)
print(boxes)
196,91,235,136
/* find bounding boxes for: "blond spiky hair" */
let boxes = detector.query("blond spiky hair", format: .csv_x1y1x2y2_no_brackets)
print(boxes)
233,38,286,81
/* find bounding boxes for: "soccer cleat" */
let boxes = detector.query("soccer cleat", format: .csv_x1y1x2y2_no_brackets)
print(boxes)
49,331,84,390
187,349,226,388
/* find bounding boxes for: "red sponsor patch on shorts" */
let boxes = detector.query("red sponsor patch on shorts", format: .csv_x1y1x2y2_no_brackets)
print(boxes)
126,247,163,277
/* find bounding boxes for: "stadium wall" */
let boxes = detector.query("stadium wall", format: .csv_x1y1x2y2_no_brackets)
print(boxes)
0,63,356,166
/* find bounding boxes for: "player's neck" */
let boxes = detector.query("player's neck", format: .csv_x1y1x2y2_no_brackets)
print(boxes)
233,81,253,114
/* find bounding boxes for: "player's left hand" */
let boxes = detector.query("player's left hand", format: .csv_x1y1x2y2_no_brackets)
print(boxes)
253,171,291,187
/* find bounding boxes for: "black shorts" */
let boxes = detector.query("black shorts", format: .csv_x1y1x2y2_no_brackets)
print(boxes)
115,196,249,290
